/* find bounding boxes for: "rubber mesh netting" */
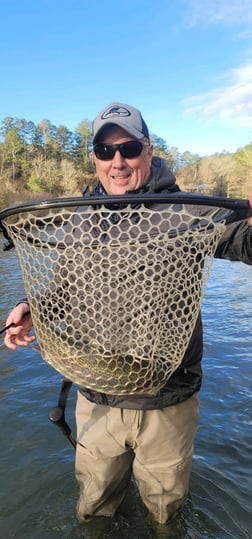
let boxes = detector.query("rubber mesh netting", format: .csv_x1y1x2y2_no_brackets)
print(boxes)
2,202,226,394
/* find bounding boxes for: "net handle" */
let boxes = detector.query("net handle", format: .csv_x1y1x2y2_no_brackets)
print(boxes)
0,193,251,224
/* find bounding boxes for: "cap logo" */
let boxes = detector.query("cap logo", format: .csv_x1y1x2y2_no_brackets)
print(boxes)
101,106,131,120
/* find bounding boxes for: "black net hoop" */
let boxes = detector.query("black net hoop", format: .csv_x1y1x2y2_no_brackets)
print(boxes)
0,194,251,394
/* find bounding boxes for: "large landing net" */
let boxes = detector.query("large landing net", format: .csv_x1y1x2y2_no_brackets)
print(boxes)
0,194,246,395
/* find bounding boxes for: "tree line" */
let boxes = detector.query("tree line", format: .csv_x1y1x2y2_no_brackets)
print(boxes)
0,115,252,209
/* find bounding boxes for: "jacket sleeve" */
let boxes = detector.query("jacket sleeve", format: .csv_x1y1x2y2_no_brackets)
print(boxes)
214,219,252,265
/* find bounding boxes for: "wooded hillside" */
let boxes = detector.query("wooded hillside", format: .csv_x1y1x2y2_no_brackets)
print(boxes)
1,116,252,209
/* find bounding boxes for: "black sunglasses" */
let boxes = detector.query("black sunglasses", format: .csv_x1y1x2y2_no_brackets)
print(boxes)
93,141,145,161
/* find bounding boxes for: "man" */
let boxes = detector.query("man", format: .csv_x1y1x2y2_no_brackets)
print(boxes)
4,102,252,525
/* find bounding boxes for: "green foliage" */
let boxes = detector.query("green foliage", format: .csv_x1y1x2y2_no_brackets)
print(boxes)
27,175,43,192
150,134,180,171
0,115,251,209
234,143,252,168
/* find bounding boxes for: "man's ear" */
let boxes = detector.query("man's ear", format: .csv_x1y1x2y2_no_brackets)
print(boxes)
147,143,154,161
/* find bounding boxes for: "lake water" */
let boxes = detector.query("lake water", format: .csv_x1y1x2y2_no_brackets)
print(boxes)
0,235,251,539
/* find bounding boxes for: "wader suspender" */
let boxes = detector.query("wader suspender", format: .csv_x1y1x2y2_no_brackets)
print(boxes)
48,378,76,449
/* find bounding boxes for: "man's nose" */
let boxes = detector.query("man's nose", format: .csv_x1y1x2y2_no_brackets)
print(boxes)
112,149,125,166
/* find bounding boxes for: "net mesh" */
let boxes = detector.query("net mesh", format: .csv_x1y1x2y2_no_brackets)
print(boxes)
3,200,226,395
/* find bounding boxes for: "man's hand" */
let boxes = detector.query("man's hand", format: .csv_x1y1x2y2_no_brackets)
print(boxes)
4,303,35,350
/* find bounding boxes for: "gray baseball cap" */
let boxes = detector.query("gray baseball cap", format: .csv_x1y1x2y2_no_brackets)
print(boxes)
92,102,150,144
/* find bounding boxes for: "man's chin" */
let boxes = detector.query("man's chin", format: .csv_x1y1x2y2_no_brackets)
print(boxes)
109,185,129,196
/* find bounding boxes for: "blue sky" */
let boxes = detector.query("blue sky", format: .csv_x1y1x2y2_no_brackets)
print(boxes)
1,0,252,156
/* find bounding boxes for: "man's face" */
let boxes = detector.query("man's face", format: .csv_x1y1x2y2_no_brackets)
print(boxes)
93,126,153,195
